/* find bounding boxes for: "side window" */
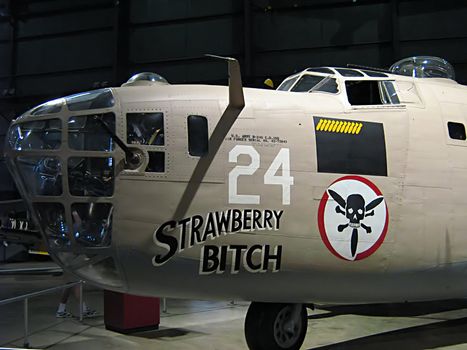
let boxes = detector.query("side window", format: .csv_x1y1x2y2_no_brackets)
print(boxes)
147,152,165,172
448,122,466,140
380,81,400,104
126,113,164,145
126,113,165,173
187,115,208,157
346,81,382,105
346,80,400,106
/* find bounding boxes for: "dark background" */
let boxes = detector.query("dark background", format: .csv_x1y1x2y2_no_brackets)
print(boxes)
0,0,466,159
0,0,467,120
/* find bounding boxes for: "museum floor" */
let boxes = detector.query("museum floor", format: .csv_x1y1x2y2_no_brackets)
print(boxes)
3,265,467,349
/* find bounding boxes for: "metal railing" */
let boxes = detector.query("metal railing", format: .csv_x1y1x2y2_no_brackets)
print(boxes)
0,281,83,348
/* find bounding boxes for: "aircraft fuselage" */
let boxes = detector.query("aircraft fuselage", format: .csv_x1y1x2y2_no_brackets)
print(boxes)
5,68,467,305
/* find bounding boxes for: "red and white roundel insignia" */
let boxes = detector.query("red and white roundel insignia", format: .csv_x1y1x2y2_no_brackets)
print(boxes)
318,176,388,261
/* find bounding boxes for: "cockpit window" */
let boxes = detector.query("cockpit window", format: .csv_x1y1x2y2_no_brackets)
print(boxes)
66,89,114,111
8,119,61,150
277,76,299,91
291,75,324,92
313,77,338,93
306,68,335,74
127,113,164,145
68,113,115,151
361,70,388,78
380,81,400,104
346,81,380,105
336,69,364,77
346,80,400,106
291,75,338,93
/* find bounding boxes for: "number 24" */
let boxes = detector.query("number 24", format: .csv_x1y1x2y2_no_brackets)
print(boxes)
228,145,294,205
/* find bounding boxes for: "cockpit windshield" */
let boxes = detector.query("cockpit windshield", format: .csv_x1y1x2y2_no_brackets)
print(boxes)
277,76,299,91
277,71,338,94
291,75,338,93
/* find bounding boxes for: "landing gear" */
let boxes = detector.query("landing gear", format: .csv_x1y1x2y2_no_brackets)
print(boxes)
245,302,308,350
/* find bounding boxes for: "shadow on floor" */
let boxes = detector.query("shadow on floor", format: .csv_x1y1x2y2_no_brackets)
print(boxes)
132,327,207,340
309,317,467,350
310,299,467,319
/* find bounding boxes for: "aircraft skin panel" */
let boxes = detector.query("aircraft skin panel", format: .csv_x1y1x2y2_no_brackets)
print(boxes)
114,88,414,302
6,72,467,304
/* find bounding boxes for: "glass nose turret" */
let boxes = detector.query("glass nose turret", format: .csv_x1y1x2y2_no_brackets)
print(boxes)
4,88,126,291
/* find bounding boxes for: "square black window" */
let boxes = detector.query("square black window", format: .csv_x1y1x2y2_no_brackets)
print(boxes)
127,113,164,145
146,152,165,173
448,122,466,140
187,115,208,157
346,81,382,105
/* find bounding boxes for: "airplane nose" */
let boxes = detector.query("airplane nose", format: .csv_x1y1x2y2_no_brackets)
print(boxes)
4,89,126,291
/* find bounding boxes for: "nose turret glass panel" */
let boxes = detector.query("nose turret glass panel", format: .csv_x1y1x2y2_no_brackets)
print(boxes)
68,157,114,197
28,98,63,116
33,203,69,248
72,203,113,247
68,113,115,151
16,156,62,196
8,119,61,150
4,88,124,290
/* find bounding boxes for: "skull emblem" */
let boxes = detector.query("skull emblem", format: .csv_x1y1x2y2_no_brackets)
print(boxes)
346,194,365,227
327,189,384,257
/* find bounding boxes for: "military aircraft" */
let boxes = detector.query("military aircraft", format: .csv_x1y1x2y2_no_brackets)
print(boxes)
4,55,467,350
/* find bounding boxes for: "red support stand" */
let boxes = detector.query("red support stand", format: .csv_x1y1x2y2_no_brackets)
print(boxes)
104,290,160,334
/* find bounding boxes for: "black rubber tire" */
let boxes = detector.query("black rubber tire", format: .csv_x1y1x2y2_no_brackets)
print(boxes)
245,302,308,350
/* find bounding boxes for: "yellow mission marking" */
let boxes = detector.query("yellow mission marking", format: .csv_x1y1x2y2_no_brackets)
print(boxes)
316,119,364,135
335,121,344,133
343,122,352,133
355,123,363,135
316,119,324,131
321,119,330,131
351,123,360,134
331,121,339,132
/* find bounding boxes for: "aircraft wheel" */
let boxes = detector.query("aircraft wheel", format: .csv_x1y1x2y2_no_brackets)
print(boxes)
245,302,307,350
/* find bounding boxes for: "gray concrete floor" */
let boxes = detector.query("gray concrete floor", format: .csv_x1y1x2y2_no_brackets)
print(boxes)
3,263,467,349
